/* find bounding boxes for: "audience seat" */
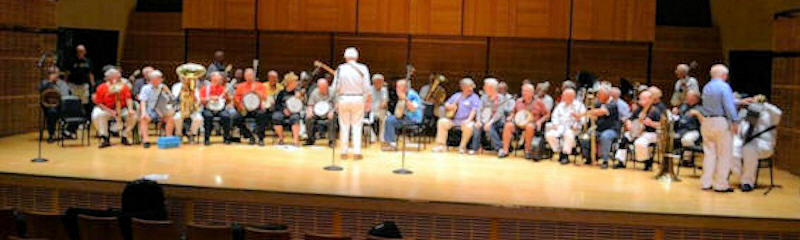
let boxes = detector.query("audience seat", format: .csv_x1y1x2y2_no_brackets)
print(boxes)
0,207,17,240
244,226,291,240
185,223,233,240
303,232,351,240
77,214,122,240
130,218,179,240
21,211,68,240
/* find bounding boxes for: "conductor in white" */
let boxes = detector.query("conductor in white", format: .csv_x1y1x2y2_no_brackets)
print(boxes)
332,47,372,160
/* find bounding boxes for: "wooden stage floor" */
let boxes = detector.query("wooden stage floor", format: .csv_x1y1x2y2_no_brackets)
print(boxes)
0,133,798,220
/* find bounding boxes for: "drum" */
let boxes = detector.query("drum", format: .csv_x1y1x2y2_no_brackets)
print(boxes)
206,98,226,112
513,110,533,128
242,92,260,112
40,88,61,108
313,101,331,117
286,96,303,113
479,108,493,124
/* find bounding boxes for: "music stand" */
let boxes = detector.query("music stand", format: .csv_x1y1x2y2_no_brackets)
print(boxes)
323,117,342,171
393,126,412,175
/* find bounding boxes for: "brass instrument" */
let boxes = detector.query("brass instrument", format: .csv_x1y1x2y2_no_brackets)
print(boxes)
579,90,597,164
175,63,207,117
109,82,126,133
424,74,448,106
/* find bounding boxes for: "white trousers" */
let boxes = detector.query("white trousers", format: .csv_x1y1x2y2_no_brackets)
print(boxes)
174,111,204,136
545,126,576,154
633,132,657,161
680,130,701,147
337,96,365,155
435,118,474,149
700,117,733,190
91,107,138,138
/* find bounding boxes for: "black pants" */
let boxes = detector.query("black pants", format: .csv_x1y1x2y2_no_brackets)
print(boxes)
43,107,59,137
233,110,267,140
305,115,333,142
202,109,231,140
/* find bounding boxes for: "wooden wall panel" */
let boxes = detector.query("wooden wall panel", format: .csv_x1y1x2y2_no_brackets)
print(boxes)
463,0,570,38
772,15,800,175
183,0,255,30
409,37,486,90
569,40,649,86
488,38,567,91
357,0,410,34
257,0,356,32
258,32,332,78
186,30,257,71
572,0,656,42
409,0,462,35
334,34,409,79
651,26,723,100
121,12,185,84
0,0,56,29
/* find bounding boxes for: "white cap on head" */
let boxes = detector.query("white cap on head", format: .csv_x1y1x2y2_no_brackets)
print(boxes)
149,70,163,79
344,47,359,60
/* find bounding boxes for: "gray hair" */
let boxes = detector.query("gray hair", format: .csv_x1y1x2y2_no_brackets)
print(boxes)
522,83,534,92
372,73,385,82
148,70,163,79
676,64,690,73
209,71,224,80
610,87,621,97
710,64,729,78
459,78,475,88
483,78,498,88
104,68,120,78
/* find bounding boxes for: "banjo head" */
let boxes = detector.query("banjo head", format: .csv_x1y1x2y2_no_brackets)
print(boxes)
313,101,331,116
514,110,532,128
207,98,226,111
242,93,260,111
286,96,303,113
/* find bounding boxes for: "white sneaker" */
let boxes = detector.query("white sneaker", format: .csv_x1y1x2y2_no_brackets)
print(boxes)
432,145,445,152
468,150,476,155
458,148,466,154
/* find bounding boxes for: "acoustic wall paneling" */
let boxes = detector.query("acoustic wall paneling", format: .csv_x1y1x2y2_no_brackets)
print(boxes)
409,0,463,35
257,0,357,32
772,15,800,174
183,0,255,30
409,37,486,90
333,34,409,79
651,26,723,100
357,0,411,34
0,0,56,29
257,32,333,78
488,38,567,88
569,40,650,87
572,0,656,42
121,12,185,84
463,0,570,38
186,30,258,72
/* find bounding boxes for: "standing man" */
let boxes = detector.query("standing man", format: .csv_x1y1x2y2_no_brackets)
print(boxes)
205,50,226,84
65,45,95,113
332,47,372,160
432,78,480,153
700,64,739,192
670,64,699,107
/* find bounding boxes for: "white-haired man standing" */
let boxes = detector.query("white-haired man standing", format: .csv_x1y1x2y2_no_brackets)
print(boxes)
670,63,699,107
700,64,739,192
332,47,372,160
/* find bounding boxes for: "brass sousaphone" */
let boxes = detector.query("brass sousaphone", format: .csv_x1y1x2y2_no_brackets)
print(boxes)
175,63,207,117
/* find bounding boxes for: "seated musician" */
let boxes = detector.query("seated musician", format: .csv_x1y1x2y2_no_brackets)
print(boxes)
382,79,423,151
648,86,668,115
469,78,507,155
497,81,516,112
304,78,335,146
431,78,481,153
170,73,204,143
39,67,73,142
579,86,621,168
263,70,283,99
200,72,232,145
92,68,138,148
500,83,548,159
610,87,631,121
368,74,389,143
132,66,153,99
732,95,781,192
272,72,302,146
535,82,554,111
672,90,702,148
624,90,661,171
545,88,586,164
138,70,174,148
233,68,268,146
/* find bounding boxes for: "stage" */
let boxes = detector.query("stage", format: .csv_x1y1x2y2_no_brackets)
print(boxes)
0,132,798,221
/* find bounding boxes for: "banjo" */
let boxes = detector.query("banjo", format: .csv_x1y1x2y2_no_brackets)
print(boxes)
286,96,304,113
479,96,512,124
205,86,226,112
313,101,331,117
514,110,533,128
242,92,261,113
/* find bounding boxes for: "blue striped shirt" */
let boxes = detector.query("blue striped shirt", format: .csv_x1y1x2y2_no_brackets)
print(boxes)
701,78,739,122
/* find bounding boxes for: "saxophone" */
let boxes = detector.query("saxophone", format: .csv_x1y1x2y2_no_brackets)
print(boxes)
175,63,207,117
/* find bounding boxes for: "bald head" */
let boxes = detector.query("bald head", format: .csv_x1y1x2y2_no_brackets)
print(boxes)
710,64,729,81
267,70,278,83
521,83,535,100
597,86,610,102
317,78,329,93
76,45,86,58
638,90,652,107
686,89,700,105
244,68,255,82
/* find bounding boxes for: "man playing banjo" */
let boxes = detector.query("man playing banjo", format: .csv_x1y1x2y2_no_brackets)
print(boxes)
304,78,335,146
200,72,233,145
500,83,548,159
233,68,268,145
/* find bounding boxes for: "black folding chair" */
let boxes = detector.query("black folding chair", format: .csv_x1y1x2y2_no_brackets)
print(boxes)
58,96,90,147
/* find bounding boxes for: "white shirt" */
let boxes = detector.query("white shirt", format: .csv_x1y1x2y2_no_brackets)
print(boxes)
370,85,388,111
550,100,586,131
332,61,371,97
670,76,699,106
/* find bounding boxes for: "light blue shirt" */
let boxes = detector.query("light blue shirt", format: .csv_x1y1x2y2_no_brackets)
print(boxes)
701,78,739,122
403,89,424,123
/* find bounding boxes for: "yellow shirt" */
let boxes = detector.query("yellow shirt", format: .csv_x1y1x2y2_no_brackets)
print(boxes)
264,82,284,97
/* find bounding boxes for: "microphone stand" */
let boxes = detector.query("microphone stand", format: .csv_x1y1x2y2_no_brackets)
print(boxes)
393,125,412,175
32,64,49,163
323,114,342,171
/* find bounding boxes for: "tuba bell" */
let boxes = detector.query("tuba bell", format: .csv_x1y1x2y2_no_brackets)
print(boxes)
175,63,207,117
